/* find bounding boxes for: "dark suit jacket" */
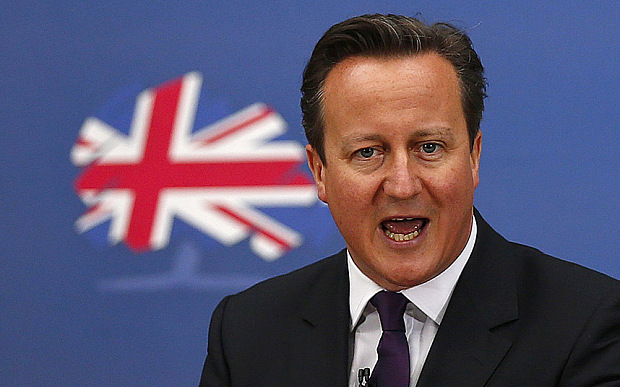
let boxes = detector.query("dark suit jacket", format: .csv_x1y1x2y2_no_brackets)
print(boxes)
200,212,620,386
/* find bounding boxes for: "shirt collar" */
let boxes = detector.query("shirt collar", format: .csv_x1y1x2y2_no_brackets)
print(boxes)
348,216,477,330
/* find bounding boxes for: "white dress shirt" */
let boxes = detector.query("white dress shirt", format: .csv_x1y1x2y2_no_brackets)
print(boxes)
348,217,477,387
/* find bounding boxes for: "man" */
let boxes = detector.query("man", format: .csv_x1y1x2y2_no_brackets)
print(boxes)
200,14,620,386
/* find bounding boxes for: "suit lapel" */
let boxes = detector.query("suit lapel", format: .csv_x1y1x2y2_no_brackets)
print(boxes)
287,250,351,385
417,212,519,387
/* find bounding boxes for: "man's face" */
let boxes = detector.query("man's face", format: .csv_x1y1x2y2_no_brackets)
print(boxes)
306,53,482,291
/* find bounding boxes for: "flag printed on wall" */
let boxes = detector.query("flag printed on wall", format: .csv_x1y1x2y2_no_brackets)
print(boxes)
71,72,317,261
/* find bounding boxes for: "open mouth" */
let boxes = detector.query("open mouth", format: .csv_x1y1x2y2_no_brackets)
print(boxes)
381,217,428,242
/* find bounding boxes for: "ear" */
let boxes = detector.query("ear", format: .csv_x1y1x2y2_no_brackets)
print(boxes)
470,131,482,189
306,144,327,203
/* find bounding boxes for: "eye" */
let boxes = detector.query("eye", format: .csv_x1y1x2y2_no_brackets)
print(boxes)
421,143,440,154
356,147,376,158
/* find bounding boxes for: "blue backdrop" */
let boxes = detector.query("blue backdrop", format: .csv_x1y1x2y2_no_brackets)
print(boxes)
1,1,618,385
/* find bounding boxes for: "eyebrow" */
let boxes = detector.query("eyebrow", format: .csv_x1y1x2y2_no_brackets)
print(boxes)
339,127,456,145
339,133,383,145
411,128,456,142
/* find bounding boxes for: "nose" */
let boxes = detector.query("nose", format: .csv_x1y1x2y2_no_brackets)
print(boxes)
381,152,421,199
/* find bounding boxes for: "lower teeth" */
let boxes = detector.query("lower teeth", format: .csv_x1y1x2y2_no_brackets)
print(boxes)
384,229,420,241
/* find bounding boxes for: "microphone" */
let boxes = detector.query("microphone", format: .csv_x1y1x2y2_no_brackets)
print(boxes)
358,367,371,387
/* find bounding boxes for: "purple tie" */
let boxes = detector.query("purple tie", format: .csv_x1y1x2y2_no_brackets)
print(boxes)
369,291,410,387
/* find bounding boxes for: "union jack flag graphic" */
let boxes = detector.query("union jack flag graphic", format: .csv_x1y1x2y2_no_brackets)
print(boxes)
71,72,317,261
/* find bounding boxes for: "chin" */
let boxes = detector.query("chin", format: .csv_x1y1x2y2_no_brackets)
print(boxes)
378,269,427,290
381,259,443,289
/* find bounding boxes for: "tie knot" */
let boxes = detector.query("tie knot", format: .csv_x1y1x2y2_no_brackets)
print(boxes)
370,291,409,331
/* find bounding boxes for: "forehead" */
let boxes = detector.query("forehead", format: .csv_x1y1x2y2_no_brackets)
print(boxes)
323,53,461,105
321,54,466,143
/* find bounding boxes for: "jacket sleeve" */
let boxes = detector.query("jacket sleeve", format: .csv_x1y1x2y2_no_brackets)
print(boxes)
199,296,232,387
559,285,620,386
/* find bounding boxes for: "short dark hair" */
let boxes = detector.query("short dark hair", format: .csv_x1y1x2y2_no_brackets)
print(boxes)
301,14,487,163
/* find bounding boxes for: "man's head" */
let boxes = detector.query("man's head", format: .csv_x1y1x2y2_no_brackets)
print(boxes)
301,14,486,164
303,14,485,290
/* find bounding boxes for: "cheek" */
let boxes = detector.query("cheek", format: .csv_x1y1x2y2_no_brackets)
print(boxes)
327,178,361,206
425,166,475,205
325,172,376,215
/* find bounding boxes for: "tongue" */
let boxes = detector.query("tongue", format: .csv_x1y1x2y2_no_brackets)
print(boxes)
383,219,425,234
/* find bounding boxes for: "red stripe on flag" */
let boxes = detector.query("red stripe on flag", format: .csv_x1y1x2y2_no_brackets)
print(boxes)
74,160,313,190
125,77,184,251
201,106,273,145
214,204,293,251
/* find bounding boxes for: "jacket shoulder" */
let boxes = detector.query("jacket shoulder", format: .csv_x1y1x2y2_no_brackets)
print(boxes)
474,209,619,297
510,241,619,292
225,249,348,311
